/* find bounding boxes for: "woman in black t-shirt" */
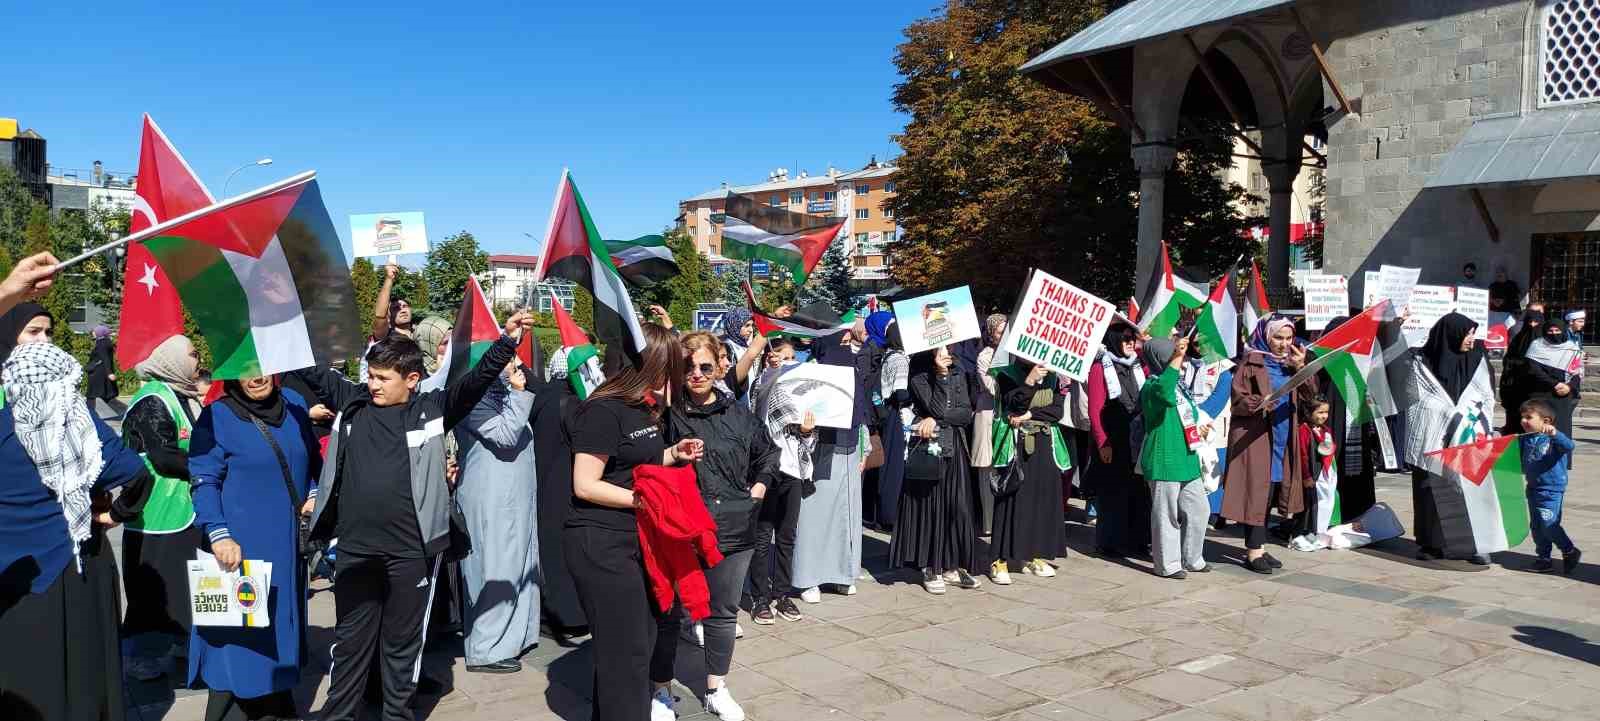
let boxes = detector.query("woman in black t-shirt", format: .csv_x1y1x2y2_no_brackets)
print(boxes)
564,323,702,721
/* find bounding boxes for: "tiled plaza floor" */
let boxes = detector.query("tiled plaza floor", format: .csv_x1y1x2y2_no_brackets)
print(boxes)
133,418,1600,721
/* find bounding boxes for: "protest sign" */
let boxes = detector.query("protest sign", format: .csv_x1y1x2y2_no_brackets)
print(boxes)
1455,286,1490,340
891,286,980,355
350,211,428,257
996,269,1115,383
1377,265,1421,312
188,556,273,628
1363,271,1381,309
1304,274,1350,331
769,363,856,429
695,308,727,332
1402,284,1457,346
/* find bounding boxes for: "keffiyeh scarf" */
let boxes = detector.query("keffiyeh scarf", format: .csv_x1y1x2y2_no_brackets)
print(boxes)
4,343,103,571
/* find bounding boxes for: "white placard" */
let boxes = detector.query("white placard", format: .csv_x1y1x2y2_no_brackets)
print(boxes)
1403,285,1457,346
891,286,981,355
1454,286,1490,340
1304,274,1350,331
187,556,273,628
1377,265,1421,313
770,362,856,429
350,211,429,258
1363,271,1381,309
995,269,1116,383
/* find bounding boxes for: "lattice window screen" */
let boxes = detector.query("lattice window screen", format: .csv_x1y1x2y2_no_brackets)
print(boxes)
1543,0,1600,107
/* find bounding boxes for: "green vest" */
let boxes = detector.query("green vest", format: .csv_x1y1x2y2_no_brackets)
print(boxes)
124,380,195,534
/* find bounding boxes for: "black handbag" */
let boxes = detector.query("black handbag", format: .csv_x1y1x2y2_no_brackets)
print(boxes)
904,437,946,481
992,460,1024,499
247,414,316,559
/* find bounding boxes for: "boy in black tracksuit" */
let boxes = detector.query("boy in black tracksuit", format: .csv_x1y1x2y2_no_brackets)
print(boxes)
299,313,529,721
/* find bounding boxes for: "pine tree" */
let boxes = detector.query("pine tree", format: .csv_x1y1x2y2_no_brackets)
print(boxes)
799,239,854,315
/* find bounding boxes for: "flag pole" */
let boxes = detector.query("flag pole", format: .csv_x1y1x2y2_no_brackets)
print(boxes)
530,168,569,284
53,170,317,273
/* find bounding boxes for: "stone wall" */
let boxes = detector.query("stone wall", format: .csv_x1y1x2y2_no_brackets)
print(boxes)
1316,0,1539,292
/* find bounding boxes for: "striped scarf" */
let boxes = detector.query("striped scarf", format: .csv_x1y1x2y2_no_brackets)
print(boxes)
4,343,103,572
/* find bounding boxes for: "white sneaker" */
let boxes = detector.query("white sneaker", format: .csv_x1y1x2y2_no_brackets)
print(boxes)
735,623,744,639
844,584,858,596
1024,559,1057,578
800,586,822,604
705,686,746,721
694,622,705,647
652,687,677,721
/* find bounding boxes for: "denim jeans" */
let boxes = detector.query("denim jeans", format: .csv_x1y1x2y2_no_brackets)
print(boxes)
1529,493,1577,559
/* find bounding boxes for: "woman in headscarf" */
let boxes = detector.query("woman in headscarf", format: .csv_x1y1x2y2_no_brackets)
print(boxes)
988,358,1071,584
531,346,590,641
0,337,152,721
185,375,321,721
1524,318,1582,455
1222,316,1313,574
864,310,908,530
119,333,206,680
893,345,981,593
86,324,120,417
1316,315,1377,522
1498,308,1544,435
1087,323,1149,559
1407,312,1496,563
971,313,1007,535
717,308,758,400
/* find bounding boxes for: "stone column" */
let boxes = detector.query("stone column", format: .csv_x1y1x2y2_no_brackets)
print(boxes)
1263,159,1302,302
1132,143,1178,294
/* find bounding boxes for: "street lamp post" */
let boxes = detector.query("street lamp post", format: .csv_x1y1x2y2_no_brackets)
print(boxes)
222,157,274,196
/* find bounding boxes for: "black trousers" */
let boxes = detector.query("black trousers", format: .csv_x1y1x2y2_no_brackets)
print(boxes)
565,525,675,721
750,480,800,603
320,553,438,721
205,690,297,721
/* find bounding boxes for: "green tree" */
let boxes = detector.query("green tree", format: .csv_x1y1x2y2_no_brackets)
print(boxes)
350,258,381,329
888,0,1260,310
754,265,798,312
0,166,37,256
423,231,488,317
799,240,853,315
634,228,715,328
716,262,749,306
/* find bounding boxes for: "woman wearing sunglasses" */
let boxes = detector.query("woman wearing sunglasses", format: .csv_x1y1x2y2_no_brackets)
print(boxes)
661,331,781,721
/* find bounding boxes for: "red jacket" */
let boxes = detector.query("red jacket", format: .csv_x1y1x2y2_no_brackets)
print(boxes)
633,463,723,620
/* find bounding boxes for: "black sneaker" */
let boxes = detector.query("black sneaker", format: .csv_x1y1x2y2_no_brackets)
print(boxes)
1564,549,1582,574
1262,553,1283,569
1244,557,1274,575
1532,559,1556,573
774,597,803,622
751,600,777,626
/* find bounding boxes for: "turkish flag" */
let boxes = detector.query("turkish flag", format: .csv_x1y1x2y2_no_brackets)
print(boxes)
116,115,211,370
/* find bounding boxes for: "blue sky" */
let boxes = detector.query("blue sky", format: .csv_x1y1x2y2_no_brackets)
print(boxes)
9,1,931,259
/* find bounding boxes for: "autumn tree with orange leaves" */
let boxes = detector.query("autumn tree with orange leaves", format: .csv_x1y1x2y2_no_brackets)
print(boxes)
887,0,1262,312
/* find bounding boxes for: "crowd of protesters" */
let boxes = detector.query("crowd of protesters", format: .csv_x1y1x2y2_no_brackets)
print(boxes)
0,248,1590,721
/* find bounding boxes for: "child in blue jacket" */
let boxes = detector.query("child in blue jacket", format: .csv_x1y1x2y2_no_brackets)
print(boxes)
1520,400,1580,574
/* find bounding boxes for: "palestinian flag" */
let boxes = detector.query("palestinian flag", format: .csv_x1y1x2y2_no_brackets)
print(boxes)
420,277,501,393
118,115,207,370
605,235,680,287
1193,272,1239,362
132,172,361,379
722,194,845,284
1241,260,1271,331
552,299,604,399
1424,434,1532,553
533,170,647,354
1311,301,1400,427
741,281,853,339
1136,242,1208,338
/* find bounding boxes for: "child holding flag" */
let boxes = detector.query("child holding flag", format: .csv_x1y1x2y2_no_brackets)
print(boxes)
1520,400,1580,574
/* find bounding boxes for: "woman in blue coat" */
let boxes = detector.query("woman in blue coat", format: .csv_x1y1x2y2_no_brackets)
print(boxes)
186,376,322,720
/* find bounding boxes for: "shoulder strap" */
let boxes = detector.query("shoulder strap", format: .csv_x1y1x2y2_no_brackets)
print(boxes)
247,412,303,512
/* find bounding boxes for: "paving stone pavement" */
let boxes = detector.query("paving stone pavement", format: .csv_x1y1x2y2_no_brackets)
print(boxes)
133,420,1600,721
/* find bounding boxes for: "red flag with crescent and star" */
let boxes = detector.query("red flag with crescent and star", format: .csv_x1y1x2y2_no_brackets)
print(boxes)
116,115,211,370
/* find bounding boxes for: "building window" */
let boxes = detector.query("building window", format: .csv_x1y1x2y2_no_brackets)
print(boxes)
824,191,836,201
855,209,870,219
770,194,782,206
789,190,803,204
855,184,870,195
885,181,896,193
882,207,894,219
810,192,820,201
855,232,869,244
884,230,897,243
1542,0,1600,107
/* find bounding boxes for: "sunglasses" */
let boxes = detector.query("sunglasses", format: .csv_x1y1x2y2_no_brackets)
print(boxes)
687,362,717,378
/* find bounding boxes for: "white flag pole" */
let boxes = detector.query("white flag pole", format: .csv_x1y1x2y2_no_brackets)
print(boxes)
53,170,316,273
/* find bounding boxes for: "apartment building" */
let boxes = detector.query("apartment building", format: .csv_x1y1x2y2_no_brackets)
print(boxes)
483,254,576,313
679,158,900,289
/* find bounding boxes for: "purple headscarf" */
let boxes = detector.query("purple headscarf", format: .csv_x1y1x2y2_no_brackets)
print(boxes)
92,325,111,339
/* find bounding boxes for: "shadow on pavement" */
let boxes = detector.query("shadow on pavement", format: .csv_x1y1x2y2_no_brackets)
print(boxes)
1512,625,1600,665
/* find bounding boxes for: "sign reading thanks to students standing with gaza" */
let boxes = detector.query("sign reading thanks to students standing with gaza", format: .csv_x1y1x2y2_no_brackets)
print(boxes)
350,211,428,257
999,269,1115,383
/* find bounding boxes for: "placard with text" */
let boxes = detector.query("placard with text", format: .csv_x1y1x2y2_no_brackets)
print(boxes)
996,269,1115,383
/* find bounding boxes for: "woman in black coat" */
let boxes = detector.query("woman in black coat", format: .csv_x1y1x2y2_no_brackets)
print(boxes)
892,345,981,593
86,325,120,413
